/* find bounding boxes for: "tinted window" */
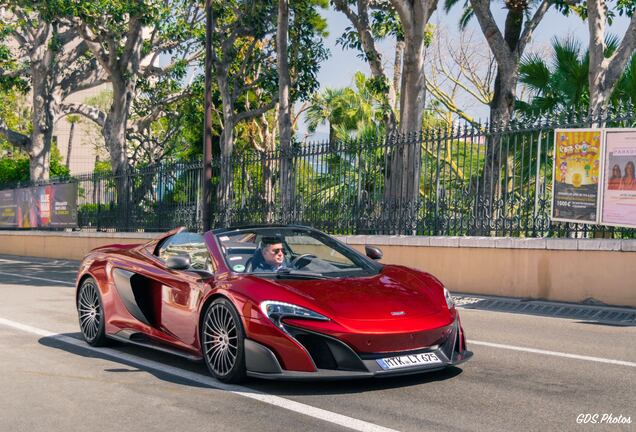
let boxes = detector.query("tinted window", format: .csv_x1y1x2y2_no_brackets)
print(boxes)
157,232,212,271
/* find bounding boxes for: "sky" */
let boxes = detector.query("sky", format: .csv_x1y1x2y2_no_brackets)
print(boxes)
300,4,631,139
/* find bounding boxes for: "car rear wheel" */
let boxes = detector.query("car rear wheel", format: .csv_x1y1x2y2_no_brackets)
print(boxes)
201,298,246,383
77,277,108,346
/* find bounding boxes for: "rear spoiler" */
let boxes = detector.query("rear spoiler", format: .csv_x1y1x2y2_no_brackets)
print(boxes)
89,226,186,253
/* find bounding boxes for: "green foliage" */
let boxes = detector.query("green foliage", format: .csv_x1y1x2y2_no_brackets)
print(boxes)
0,89,30,149
289,0,330,102
0,144,68,184
50,145,70,178
517,36,635,113
0,22,28,93
305,72,389,141
0,157,29,183
337,2,435,59
94,159,112,175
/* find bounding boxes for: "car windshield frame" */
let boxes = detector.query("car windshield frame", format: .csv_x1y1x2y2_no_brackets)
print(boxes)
212,226,382,279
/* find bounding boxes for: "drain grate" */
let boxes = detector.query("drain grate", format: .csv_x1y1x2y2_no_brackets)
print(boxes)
453,295,636,325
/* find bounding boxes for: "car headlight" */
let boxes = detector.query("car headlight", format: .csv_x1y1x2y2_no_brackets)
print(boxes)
444,288,455,310
260,301,329,328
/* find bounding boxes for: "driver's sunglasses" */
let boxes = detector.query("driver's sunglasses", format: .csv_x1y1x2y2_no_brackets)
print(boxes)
270,248,284,254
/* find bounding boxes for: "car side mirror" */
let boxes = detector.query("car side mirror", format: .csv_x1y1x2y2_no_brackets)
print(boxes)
166,254,191,270
365,245,383,260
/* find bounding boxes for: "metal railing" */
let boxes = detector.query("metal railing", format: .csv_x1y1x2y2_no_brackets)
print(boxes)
2,106,635,237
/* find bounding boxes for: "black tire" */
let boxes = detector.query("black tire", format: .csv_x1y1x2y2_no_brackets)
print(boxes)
201,297,247,383
77,277,109,347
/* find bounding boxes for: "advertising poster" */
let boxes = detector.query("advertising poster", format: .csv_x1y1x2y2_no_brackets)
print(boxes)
49,183,78,227
16,187,41,228
552,129,603,223
601,129,636,228
0,189,17,227
14,183,78,228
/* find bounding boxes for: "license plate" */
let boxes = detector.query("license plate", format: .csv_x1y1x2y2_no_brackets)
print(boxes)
376,352,442,370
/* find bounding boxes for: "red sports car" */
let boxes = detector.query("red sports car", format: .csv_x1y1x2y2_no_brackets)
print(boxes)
76,225,472,382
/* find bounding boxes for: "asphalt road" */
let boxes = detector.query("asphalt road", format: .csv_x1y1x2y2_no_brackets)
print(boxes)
0,254,634,432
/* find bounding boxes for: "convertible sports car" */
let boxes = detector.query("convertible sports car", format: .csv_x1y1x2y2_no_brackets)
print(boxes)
76,225,472,382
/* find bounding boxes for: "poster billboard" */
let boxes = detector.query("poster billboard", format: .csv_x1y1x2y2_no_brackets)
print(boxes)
16,187,39,228
551,129,603,223
600,129,636,228
0,189,17,228
48,183,78,227
12,183,78,229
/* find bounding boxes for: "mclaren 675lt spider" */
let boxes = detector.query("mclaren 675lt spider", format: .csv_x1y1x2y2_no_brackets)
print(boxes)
76,225,472,382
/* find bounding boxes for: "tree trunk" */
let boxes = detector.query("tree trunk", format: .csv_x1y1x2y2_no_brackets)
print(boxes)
586,0,636,121
103,78,132,175
29,74,54,182
103,77,133,228
215,71,235,226
392,40,404,115
65,121,76,169
278,0,295,224
28,25,56,182
384,28,427,233
255,112,277,223
477,6,523,234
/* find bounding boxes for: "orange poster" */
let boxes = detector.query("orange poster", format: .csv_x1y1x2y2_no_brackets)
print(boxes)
551,129,602,223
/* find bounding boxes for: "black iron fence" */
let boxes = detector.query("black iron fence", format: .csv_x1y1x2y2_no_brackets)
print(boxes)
2,107,636,237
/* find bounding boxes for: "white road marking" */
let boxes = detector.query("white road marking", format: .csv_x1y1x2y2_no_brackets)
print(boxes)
469,340,636,367
0,258,32,264
0,257,77,267
0,271,74,286
0,317,401,432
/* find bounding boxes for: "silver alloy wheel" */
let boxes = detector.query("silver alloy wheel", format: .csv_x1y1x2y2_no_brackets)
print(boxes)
78,281,101,341
202,303,239,377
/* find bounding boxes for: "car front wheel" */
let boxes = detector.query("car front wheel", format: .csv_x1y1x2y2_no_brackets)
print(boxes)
201,298,247,383
77,277,109,346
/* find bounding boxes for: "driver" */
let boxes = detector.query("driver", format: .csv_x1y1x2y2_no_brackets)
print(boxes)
250,236,288,272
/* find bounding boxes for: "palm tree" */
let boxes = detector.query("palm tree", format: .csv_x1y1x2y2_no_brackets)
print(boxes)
64,115,81,169
612,54,636,108
305,88,347,144
517,35,633,114
305,72,387,143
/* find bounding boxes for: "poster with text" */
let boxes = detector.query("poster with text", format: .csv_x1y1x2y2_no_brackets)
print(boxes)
49,183,78,227
0,189,17,227
551,129,603,223
15,183,78,228
601,129,636,228
16,187,40,228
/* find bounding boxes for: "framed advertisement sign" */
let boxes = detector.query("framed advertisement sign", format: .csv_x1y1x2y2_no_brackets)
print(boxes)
600,129,636,228
551,129,603,223
0,189,17,228
48,183,78,227
14,183,78,228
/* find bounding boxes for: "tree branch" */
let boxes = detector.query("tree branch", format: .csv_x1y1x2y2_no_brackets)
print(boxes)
60,103,107,128
604,12,636,88
468,0,512,66
234,98,279,123
0,118,30,151
517,0,551,55
73,20,112,75
120,14,143,69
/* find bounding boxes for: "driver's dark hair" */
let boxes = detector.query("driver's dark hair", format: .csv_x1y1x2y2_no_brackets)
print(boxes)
260,236,283,246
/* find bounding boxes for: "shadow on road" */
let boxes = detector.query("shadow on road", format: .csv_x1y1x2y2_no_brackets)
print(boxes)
38,332,464,396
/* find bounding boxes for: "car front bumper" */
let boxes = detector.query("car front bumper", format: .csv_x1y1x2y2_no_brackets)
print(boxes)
244,318,472,381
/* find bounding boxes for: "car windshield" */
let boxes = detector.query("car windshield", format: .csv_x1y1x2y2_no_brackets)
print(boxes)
214,227,381,278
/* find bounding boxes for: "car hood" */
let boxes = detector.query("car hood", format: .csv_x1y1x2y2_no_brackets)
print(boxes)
264,265,444,321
